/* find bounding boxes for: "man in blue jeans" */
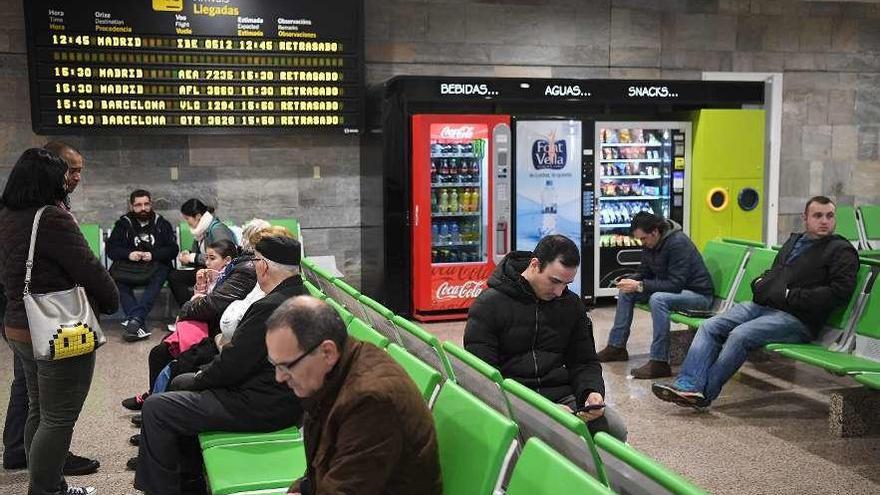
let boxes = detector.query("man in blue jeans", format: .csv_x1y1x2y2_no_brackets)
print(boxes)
106,190,178,342
653,196,858,410
598,212,714,379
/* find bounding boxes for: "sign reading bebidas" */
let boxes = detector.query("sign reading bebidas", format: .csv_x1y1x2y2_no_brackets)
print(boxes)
24,0,363,134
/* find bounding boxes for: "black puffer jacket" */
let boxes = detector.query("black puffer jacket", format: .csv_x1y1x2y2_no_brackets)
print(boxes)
464,252,604,404
633,220,714,296
752,232,858,334
177,255,256,335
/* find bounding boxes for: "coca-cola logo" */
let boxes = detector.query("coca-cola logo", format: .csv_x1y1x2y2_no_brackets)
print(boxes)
439,125,474,139
435,280,485,300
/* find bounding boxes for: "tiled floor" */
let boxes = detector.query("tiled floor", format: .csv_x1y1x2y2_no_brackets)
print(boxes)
1,300,878,494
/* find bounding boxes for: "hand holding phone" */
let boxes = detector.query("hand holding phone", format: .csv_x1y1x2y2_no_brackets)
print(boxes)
574,403,606,414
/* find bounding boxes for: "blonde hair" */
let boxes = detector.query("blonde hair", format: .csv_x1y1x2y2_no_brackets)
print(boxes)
247,225,294,249
240,218,271,252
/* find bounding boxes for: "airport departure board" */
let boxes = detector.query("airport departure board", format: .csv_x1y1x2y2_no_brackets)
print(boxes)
24,0,363,134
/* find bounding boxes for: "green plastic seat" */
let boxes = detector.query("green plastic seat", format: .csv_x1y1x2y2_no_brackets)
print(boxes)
860,205,880,250
326,298,354,325
79,223,102,260
391,315,454,379
854,373,880,390
268,218,301,240
720,237,765,248
303,280,325,299
198,425,302,450
441,342,510,417
386,343,443,406
347,317,390,348
432,381,519,495
203,440,306,495
501,379,608,486
178,222,195,254
506,438,615,495
668,313,709,328
773,282,880,374
593,432,708,495
835,205,862,247
730,248,777,303
357,295,400,344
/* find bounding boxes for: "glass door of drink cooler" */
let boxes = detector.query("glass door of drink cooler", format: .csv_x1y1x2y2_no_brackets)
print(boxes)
429,133,487,265
594,122,690,297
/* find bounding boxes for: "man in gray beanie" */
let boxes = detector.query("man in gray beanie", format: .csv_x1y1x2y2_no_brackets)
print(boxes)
134,236,306,495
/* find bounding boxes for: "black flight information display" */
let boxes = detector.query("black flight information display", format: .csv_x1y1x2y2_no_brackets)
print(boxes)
24,0,363,134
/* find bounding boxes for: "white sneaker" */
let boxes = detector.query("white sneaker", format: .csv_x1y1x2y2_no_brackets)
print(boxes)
66,486,97,495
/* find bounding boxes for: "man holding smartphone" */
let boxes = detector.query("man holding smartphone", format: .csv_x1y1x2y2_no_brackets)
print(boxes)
597,212,714,379
464,235,627,440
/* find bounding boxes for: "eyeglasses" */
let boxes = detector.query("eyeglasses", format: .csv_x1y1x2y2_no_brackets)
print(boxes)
269,341,322,375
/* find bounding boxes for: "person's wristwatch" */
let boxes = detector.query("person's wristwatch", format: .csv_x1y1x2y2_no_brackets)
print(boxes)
637,281,644,293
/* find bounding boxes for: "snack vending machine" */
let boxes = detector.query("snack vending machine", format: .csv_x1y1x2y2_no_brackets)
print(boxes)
593,122,691,297
410,114,511,321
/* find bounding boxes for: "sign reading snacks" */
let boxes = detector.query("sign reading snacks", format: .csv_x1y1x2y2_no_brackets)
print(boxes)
24,0,363,134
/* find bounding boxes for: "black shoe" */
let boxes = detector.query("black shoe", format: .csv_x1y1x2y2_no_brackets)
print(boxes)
126,456,138,471
597,345,629,362
131,414,142,427
3,457,26,470
122,392,149,411
63,452,100,476
651,382,706,408
129,433,140,446
123,325,151,342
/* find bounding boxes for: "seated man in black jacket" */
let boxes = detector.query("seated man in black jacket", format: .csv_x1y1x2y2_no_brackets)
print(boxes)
133,236,305,495
465,235,626,440
653,196,858,410
106,189,178,342
598,212,715,379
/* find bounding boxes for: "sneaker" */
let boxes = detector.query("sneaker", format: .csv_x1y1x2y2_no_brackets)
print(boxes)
126,456,138,471
63,452,100,476
123,326,151,343
65,487,97,495
131,414,142,427
167,323,177,333
122,392,149,411
630,360,673,379
651,382,705,408
129,433,140,446
597,345,629,362
120,318,130,328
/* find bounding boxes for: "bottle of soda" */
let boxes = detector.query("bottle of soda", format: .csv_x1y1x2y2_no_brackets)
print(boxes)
470,158,480,182
439,222,449,244
460,219,470,243
461,189,471,213
449,189,459,213
430,160,438,184
431,248,438,263
459,158,471,183
471,189,480,212
448,158,458,183
439,189,449,213
431,191,438,213
440,159,450,183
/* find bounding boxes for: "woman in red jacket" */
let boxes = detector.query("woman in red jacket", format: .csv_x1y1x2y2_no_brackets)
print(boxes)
0,148,119,495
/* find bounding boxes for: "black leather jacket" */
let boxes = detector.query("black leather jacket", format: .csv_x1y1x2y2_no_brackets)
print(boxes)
177,255,257,334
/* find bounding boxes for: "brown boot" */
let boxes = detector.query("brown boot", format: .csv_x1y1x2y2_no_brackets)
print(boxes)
597,345,629,362
630,360,672,379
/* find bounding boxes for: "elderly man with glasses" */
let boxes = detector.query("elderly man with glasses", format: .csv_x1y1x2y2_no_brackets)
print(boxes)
133,236,306,495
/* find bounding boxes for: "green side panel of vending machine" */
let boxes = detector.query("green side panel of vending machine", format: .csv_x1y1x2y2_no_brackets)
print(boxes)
690,109,766,251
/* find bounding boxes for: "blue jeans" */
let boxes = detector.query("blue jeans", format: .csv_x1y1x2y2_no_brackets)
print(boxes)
608,290,714,362
673,301,810,402
117,264,171,322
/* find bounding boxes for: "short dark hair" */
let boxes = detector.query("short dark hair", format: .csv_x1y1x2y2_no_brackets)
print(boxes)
130,189,151,204
266,296,348,352
181,198,214,217
630,211,667,235
533,234,580,270
804,196,834,214
43,141,82,162
208,239,239,259
0,148,69,210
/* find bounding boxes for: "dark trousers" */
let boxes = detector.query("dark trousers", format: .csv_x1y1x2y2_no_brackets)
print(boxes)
3,351,27,467
117,264,171,323
148,343,174,392
8,339,95,495
135,390,249,495
168,269,197,308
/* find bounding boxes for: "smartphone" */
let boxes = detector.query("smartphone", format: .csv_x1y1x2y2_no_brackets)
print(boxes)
574,403,606,414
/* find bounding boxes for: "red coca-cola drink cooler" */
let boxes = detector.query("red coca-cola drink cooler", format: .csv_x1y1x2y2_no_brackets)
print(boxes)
410,114,511,321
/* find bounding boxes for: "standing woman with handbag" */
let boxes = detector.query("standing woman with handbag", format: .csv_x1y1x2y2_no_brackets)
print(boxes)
166,198,236,308
0,148,119,495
